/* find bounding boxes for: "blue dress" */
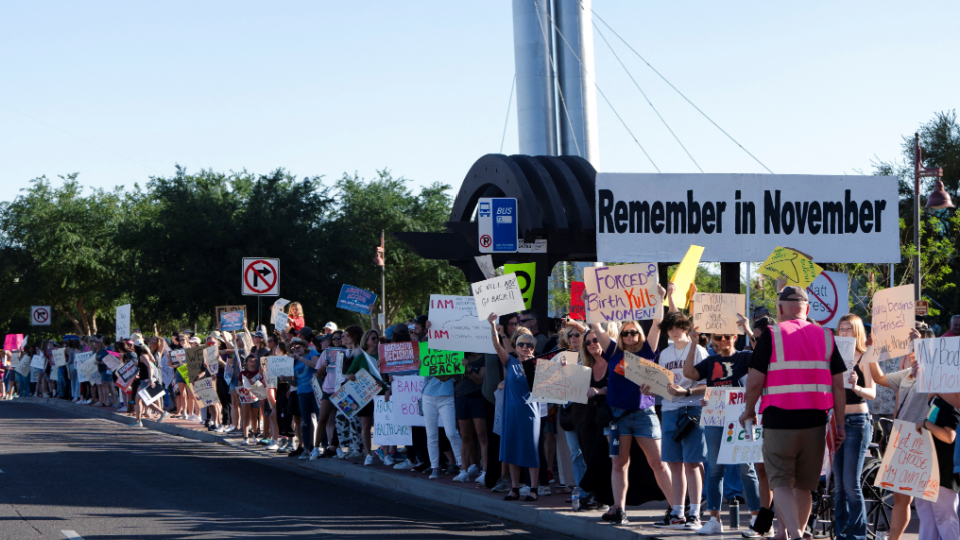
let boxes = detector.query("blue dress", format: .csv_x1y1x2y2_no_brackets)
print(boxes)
499,356,540,468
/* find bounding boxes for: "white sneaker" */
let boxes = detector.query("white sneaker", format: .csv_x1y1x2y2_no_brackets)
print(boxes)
129,421,143,428
537,485,551,496
475,471,486,485
452,470,470,482
491,478,510,493
698,518,724,535
336,448,346,459
364,454,374,466
344,451,362,460
309,448,320,460
383,455,395,466
428,468,440,479
298,450,311,460
466,464,480,476
266,441,280,451
518,485,531,497
224,425,236,433
393,458,415,469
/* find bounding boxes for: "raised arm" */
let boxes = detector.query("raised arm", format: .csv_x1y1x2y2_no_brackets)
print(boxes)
666,282,677,313
683,325,702,381
645,283,668,350
487,312,510,366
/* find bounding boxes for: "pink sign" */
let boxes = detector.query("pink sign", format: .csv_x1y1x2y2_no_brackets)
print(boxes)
4,334,24,351
570,282,585,320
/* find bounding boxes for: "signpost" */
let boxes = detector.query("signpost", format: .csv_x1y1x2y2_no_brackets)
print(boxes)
30,306,51,326
241,258,280,296
806,271,849,329
477,197,518,253
915,300,929,317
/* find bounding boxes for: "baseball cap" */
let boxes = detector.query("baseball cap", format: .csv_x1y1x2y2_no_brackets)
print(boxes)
779,286,809,302
298,326,315,339
324,322,338,332
253,331,266,339
290,337,308,347
752,306,771,320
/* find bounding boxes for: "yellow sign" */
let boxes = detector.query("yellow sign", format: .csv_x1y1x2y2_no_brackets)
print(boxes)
504,263,536,310
758,246,823,289
668,245,704,309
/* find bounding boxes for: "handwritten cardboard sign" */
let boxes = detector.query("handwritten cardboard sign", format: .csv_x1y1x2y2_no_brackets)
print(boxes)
30,354,46,369
378,342,420,375
193,377,220,407
528,360,591,404
621,350,674,401
419,342,465,377
668,245,704,309
53,348,67,367
14,354,32,376
115,304,131,340
915,336,960,393
266,356,294,379
336,284,378,315
835,336,858,389
203,345,219,373
79,358,101,383
184,346,205,382
102,352,122,371
584,264,662,324
428,294,496,354
692,293,745,335
331,368,381,418
701,388,746,427
273,310,289,332
570,281,586,320
873,419,940,502
717,409,764,464
373,396,413,446
864,285,915,363
472,273,526,320
475,255,496,279
758,246,823,289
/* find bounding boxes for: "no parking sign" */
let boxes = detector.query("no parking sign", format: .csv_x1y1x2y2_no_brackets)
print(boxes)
806,271,849,329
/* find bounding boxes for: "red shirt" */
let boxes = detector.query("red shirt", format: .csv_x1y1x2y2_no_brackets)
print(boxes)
289,316,305,331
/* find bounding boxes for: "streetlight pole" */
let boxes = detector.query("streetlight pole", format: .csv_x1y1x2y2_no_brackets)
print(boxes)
913,132,955,302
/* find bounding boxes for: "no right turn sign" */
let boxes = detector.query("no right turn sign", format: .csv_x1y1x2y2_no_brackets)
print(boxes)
242,258,280,296
31,305,51,326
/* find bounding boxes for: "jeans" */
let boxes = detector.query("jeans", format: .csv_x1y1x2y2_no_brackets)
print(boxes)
832,413,872,540
57,367,67,398
423,394,461,469
297,392,318,450
705,426,762,511
564,429,587,486
16,372,30,397
70,368,80,399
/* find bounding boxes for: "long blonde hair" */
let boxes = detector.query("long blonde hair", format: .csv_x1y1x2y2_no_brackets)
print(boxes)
838,313,867,354
615,321,645,352
289,302,303,318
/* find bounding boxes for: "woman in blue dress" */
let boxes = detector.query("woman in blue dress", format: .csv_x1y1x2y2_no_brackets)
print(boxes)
487,312,541,501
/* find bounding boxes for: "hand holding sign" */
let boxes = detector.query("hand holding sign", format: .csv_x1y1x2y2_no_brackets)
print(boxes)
584,264,662,324
620,351,674,401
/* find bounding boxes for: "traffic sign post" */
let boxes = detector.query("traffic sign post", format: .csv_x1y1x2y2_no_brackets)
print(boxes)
477,197,518,253
242,258,280,296
915,300,929,317
805,271,849,329
30,306,51,326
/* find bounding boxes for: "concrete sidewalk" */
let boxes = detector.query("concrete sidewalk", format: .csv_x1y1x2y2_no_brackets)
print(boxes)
24,396,760,540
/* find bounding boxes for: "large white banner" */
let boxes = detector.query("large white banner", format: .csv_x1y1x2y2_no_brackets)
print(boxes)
596,173,899,263
428,295,496,354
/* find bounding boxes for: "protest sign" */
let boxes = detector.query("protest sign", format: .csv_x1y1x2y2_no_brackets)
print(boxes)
419,342,465,377
215,305,246,327
169,348,186,367
331,368,381,418
583,264,662,324
620,350,674,400
237,387,258,404
249,381,268,400
53,348,67,367
475,255,497,280
692,293,745,335
835,336,858,389
373,396,413,446
240,331,254,352
184,346,205,382
471,273,526,320
390,375,441,428
30,355,45,369
102,351,122,371
717,410,764,464
378,342,420,375
219,310,244,332
116,361,138,390
874,419,940,502
807,271,849,329
4,334,24,351
74,351,94,368
115,304,131,339
324,348,347,390
311,378,324,409
700,388,747,427
15,354,32,376
493,388,504,435
915,336,960,393
595,173,900,264
758,247,823,289
79,358,101,383
266,356,294,378
269,298,290,324
193,378,219,406
138,385,166,406
668,245,704,309
204,345,219,373
336,285,378,315
528,360,591,404
427,295,496,354
273,310,289,332
863,285,915,363
503,263,536,309
570,281,585,320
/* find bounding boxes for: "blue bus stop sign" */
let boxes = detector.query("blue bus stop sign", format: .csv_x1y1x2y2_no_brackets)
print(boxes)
477,197,517,253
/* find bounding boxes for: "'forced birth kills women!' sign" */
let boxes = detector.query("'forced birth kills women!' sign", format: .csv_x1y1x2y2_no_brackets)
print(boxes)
584,264,662,323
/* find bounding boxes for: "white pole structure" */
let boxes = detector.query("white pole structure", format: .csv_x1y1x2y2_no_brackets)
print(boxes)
512,0,558,156
555,0,599,167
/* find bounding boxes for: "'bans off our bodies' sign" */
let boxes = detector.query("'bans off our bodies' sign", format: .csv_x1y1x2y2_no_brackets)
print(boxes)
584,264,662,323
596,174,899,263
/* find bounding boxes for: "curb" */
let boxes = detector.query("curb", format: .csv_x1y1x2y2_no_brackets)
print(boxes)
28,397,658,540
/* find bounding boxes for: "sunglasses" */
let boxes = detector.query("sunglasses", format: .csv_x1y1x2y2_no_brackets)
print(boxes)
370,336,380,341
569,332,581,338
584,338,600,345
516,342,536,349
333,336,342,340
713,334,733,341
621,330,640,337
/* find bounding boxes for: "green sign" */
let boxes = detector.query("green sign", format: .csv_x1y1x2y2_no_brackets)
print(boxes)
418,342,465,377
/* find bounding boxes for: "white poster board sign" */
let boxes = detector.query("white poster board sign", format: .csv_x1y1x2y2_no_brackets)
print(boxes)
53,348,67,367
30,354,46,369
916,336,960,393
266,356,294,379
595,173,900,263
692,293,745,335
373,396,412,446
835,336,858,389
807,271,849,329
700,388,747,427
331,368,381,418
428,295,496,354
717,408,764,464
475,255,497,280
193,378,220,407
874,419,940,502
471,273,526,320
116,304,131,339
528,360,591,404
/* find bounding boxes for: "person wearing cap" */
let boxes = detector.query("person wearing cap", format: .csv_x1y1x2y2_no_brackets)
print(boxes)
323,322,337,335
739,285,848,540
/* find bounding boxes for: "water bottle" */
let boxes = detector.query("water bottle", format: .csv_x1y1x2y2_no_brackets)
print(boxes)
608,424,620,457
571,487,580,511
744,419,753,440
729,498,740,529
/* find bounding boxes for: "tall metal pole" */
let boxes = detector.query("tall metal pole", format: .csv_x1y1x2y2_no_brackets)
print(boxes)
914,133,922,302
512,0,558,156
555,0,599,166
380,230,387,331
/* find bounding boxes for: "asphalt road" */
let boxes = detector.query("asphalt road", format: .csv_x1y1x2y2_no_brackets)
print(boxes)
0,401,564,540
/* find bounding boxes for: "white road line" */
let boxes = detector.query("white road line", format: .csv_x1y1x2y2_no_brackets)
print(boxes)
61,530,84,540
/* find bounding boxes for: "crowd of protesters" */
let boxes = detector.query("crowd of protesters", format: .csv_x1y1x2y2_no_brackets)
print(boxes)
2,288,958,540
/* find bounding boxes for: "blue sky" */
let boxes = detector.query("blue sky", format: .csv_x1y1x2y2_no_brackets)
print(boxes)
2,1,958,201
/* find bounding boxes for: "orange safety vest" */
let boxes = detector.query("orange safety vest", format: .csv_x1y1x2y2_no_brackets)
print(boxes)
760,319,834,413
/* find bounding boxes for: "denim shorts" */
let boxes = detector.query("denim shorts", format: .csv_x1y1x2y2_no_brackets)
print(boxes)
660,407,707,463
604,406,661,439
